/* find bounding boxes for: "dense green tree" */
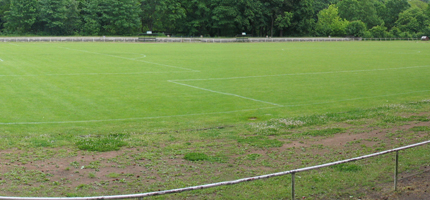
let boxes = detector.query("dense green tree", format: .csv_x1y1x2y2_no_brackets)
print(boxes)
409,0,428,10
369,24,388,37
426,2,430,16
382,0,410,29
38,0,80,35
315,4,348,36
0,0,11,31
275,11,293,36
139,0,159,32
4,0,37,34
395,7,429,33
156,0,186,33
313,0,339,19
289,0,315,36
178,0,211,35
345,20,366,37
337,0,382,29
80,0,101,35
210,0,238,36
0,0,428,37
82,0,140,35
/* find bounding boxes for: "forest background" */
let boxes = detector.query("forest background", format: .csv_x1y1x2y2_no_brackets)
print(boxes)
0,0,430,38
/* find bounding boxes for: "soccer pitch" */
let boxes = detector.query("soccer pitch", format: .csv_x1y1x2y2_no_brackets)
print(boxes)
1,41,430,198
1,41,429,131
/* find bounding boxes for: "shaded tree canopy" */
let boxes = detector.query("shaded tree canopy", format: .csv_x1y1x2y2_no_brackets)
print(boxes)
0,0,429,37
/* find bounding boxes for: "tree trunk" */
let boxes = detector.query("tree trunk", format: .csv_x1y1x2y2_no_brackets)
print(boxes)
271,14,274,37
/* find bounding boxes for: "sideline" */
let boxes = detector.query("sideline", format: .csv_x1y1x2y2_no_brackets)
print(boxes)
0,71,197,77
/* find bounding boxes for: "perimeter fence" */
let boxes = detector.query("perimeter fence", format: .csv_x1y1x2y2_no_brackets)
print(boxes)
0,37,422,43
0,140,429,200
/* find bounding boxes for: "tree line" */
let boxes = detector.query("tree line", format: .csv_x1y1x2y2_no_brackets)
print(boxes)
0,0,429,37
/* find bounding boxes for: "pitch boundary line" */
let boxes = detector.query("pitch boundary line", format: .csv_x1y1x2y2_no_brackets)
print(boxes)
0,71,197,77
1,90,429,125
0,107,279,125
169,65,430,82
2,89,430,125
59,47,199,72
0,58,3,62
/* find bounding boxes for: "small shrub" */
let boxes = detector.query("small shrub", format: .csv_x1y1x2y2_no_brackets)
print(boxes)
184,153,209,161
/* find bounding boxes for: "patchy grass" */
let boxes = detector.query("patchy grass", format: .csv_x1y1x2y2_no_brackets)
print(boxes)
75,134,128,152
302,128,346,137
410,126,430,132
184,153,209,161
237,136,283,148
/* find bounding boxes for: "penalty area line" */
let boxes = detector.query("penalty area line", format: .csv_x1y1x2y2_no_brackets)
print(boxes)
168,80,284,107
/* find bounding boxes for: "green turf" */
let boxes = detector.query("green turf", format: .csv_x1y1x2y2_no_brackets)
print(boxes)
0,40,429,198
0,41,429,134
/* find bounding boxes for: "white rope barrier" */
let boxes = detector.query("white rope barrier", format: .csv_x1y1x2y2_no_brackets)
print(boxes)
0,37,421,43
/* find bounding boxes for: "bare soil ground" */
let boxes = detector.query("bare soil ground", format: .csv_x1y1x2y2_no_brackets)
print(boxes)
0,112,429,198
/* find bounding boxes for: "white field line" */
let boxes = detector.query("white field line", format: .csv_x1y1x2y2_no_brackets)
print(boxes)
59,47,199,72
282,89,430,107
0,58,3,62
2,90,430,125
168,80,284,107
7,43,20,46
132,55,146,60
0,71,197,77
0,107,278,125
170,65,430,82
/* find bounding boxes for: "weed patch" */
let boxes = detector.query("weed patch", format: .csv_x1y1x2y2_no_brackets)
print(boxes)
75,134,128,152
247,153,261,160
184,153,209,161
410,126,430,132
237,136,283,148
183,152,228,163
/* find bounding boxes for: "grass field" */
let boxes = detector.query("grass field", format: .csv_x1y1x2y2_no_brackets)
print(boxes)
0,41,430,198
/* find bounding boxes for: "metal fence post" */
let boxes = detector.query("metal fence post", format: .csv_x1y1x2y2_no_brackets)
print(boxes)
291,172,295,200
394,151,399,191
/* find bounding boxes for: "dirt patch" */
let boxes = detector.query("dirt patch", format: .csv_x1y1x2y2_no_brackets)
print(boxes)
363,166,430,200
